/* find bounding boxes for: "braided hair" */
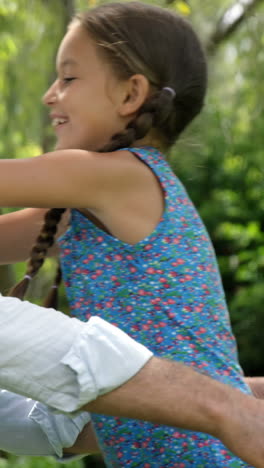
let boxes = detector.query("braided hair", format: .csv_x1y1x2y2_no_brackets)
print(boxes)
9,2,207,307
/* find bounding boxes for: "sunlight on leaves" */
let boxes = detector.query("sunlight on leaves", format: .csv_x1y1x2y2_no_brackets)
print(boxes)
172,1,191,16
87,0,97,7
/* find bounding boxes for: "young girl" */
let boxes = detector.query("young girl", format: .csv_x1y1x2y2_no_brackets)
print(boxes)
0,2,254,466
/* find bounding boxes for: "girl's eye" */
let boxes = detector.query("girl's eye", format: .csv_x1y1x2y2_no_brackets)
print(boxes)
63,77,76,84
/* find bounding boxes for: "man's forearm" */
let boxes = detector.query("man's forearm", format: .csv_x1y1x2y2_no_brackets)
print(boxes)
84,357,264,468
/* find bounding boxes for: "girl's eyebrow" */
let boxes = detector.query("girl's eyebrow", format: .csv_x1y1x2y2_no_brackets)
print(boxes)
57,58,78,70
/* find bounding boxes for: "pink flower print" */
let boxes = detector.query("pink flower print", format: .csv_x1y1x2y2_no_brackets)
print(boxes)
151,297,161,304
144,244,153,251
126,305,133,312
138,289,148,296
129,266,137,273
126,255,134,260
146,267,156,274
167,298,176,304
156,336,164,343
133,442,140,448
167,312,175,319
170,271,178,278
172,431,181,438
184,274,193,281
96,236,104,242
176,334,185,340
114,254,123,261
142,324,150,331
159,321,166,327
159,277,167,283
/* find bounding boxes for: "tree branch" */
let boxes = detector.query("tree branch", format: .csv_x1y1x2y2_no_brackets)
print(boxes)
206,0,263,54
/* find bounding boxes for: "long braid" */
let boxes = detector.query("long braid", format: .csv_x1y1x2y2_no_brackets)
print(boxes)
8,208,66,303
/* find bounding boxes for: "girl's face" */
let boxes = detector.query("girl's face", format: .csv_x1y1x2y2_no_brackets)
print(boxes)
43,23,128,151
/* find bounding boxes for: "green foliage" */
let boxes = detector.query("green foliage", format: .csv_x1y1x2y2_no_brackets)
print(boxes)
171,0,264,374
0,455,84,468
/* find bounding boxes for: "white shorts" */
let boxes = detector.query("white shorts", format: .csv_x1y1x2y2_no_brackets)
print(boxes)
0,294,152,412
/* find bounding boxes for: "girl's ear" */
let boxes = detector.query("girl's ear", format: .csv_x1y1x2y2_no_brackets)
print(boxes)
118,74,150,117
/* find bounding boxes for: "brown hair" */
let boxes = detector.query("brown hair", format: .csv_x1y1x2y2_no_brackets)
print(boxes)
9,2,207,306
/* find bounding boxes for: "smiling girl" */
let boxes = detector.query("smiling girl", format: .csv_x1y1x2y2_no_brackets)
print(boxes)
0,2,253,466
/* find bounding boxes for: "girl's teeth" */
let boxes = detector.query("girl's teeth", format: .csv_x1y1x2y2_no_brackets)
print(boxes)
52,118,68,127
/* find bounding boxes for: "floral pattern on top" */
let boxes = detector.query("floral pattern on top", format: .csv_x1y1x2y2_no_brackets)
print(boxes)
58,146,252,467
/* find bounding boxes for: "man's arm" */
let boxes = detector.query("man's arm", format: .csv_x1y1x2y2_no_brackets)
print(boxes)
85,356,264,468
1,294,264,467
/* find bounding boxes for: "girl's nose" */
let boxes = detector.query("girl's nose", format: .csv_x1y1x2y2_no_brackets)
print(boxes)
42,80,58,106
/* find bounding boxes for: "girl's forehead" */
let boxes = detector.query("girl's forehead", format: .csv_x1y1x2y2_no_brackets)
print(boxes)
56,25,94,70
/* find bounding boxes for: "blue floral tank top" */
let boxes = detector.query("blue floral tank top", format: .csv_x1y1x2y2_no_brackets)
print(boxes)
58,146,252,467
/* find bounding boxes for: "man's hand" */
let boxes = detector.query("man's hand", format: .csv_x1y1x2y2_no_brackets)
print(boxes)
64,422,99,455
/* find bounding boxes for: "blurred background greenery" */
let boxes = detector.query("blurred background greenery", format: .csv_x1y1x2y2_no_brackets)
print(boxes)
0,0,264,466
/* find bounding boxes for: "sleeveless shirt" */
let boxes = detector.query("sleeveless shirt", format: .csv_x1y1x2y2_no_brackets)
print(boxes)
58,146,252,468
